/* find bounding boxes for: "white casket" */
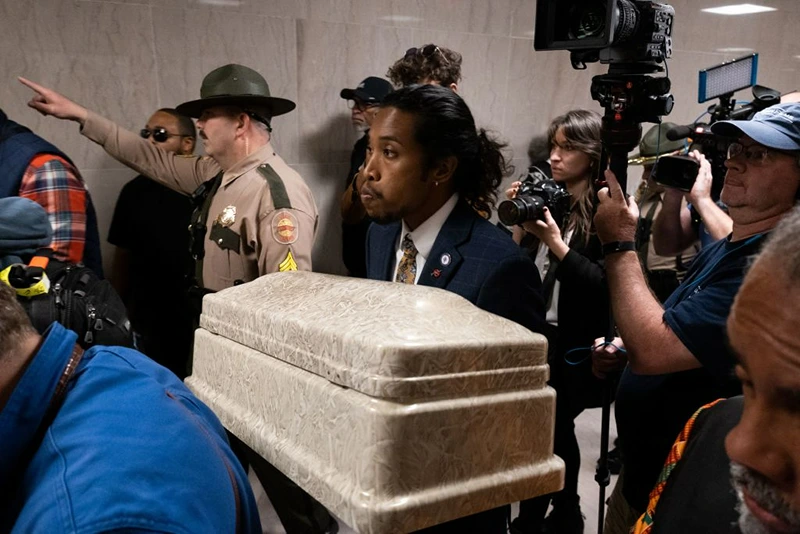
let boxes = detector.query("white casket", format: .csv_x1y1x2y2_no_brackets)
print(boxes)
185,272,563,533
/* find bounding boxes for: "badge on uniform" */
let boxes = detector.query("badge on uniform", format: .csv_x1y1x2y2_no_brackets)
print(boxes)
215,205,237,227
272,210,298,244
279,251,298,272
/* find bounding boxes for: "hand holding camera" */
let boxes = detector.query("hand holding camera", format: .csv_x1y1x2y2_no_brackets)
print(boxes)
501,177,573,257
686,150,714,205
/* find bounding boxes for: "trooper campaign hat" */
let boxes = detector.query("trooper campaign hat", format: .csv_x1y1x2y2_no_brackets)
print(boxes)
628,122,686,165
176,64,296,119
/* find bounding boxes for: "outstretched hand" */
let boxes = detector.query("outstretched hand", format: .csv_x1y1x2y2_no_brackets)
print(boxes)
18,77,88,125
594,169,639,244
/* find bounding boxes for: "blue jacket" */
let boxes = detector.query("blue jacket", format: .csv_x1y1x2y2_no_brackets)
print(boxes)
366,201,546,333
0,323,260,534
0,110,103,276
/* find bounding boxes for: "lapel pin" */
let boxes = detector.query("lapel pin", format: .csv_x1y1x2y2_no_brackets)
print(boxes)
432,268,442,278
440,253,451,266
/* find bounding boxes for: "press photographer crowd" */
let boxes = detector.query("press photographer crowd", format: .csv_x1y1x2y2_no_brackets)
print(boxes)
2,0,800,532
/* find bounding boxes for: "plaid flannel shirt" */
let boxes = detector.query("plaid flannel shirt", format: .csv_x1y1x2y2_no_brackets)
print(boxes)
18,154,87,264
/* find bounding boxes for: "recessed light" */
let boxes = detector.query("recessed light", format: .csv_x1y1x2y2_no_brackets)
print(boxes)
702,4,777,15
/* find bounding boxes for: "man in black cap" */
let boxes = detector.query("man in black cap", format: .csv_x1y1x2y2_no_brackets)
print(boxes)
339,76,392,277
19,66,318,294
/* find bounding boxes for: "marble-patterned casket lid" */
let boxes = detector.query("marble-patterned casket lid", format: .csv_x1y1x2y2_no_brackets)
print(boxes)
200,272,548,400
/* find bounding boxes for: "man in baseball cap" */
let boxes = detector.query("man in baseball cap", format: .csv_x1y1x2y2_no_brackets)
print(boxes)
592,103,800,532
339,76,393,277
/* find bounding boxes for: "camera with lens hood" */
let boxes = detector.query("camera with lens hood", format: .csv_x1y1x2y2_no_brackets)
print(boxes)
498,175,571,227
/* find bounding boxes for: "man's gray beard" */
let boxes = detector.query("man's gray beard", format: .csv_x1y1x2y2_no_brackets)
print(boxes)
730,462,800,533
353,123,368,135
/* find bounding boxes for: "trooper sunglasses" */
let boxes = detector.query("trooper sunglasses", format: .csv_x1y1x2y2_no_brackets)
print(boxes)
404,44,450,65
140,127,190,143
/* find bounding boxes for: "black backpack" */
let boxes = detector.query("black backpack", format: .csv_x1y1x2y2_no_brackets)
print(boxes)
3,252,133,349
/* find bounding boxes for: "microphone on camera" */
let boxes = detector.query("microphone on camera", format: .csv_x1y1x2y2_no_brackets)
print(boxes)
666,124,695,141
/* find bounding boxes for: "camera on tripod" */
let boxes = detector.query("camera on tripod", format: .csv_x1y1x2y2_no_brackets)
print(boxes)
534,0,674,70
497,175,571,227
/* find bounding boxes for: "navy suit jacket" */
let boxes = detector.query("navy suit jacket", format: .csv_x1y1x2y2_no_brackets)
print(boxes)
366,202,546,333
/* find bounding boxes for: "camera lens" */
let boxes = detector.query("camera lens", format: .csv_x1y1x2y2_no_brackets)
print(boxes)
498,199,525,226
498,196,545,226
614,0,640,43
570,3,607,40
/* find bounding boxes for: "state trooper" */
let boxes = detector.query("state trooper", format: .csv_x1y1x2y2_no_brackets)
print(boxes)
20,64,318,293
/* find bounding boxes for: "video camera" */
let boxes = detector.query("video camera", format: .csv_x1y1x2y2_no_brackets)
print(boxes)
652,54,781,195
534,0,674,71
535,1,675,195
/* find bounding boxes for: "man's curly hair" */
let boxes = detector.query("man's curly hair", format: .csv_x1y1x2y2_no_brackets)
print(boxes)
387,45,463,88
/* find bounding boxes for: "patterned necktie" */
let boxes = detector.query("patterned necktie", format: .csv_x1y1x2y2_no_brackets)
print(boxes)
395,234,418,284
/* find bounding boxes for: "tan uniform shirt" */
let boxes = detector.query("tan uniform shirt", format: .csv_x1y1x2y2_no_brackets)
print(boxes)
638,187,698,272
82,111,318,291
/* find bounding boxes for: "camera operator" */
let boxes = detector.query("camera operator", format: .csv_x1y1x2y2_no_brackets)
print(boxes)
592,102,800,534
651,147,732,254
507,110,609,534
632,123,700,303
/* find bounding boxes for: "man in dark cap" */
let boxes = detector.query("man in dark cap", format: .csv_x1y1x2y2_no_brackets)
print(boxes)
20,65,318,294
339,76,392,277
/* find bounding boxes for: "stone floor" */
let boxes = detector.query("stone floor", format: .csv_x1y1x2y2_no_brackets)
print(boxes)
252,406,619,534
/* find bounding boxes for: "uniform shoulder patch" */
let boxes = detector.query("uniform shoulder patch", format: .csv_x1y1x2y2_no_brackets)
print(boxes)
279,251,298,272
272,210,298,244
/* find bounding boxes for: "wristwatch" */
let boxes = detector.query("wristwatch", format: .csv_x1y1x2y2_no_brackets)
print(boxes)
602,241,637,256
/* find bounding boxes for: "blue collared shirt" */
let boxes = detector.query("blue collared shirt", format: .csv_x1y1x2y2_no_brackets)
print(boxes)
0,323,260,533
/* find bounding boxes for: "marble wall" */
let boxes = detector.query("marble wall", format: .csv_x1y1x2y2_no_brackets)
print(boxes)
1,0,798,275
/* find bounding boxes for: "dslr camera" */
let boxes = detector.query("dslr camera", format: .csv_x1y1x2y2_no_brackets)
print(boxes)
498,175,571,227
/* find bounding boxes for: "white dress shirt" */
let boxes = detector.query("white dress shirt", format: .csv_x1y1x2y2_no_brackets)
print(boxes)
394,193,459,284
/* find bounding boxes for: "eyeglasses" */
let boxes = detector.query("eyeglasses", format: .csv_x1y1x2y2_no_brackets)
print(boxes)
404,44,450,66
726,142,797,165
140,127,188,143
347,99,374,111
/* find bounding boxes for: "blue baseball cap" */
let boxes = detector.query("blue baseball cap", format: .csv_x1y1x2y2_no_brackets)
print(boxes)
711,103,800,151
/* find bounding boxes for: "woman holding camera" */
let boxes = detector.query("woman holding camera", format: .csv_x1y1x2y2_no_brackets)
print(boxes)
509,110,610,534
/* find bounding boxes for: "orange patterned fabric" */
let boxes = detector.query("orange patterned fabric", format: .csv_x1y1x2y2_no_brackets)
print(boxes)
631,398,724,534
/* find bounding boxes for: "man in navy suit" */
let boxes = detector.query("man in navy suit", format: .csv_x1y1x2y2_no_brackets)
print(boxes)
359,84,547,531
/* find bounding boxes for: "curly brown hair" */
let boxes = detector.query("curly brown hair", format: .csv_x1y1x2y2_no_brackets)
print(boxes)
387,44,463,88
